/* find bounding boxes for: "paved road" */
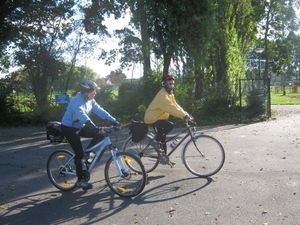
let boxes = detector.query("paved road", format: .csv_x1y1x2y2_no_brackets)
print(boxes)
0,105,300,225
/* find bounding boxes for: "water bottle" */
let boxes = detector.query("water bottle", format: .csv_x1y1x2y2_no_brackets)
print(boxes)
87,151,95,163
169,139,179,149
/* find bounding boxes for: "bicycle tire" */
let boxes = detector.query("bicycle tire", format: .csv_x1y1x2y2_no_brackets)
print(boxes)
122,135,159,173
182,134,225,177
46,149,78,191
104,152,147,198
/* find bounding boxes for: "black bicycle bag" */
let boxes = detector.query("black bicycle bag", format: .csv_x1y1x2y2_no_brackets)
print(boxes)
129,120,148,142
46,121,67,144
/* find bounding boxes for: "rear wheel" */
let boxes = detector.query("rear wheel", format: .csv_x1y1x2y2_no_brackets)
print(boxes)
183,134,225,177
104,152,147,198
122,136,159,173
47,150,78,191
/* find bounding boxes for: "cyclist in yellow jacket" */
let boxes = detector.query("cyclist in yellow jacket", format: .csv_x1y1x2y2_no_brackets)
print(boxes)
144,74,191,165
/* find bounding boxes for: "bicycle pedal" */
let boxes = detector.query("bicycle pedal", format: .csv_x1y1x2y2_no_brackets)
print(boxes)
168,161,176,168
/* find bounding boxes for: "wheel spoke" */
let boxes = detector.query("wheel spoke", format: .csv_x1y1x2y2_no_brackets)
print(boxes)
183,134,225,177
105,152,146,197
122,135,159,173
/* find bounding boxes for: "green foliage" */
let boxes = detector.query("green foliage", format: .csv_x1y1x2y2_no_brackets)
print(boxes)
7,1,75,114
173,74,195,114
142,71,164,106
0,93,24,126
2,0,300,127
116,81,146,120
195,83,239,124
110,71,162,122
106,70,127,85
245,88,266,116
58,64,98,94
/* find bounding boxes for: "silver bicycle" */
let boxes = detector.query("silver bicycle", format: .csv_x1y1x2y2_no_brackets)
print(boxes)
123,121,225,177
47,126,147,198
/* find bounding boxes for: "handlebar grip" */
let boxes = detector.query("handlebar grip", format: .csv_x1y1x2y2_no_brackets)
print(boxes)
104,125,120,133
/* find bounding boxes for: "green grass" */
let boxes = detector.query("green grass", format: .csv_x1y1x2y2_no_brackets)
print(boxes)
271,92,300,105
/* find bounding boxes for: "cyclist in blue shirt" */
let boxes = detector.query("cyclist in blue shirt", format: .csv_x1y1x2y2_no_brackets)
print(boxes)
61,80,121,190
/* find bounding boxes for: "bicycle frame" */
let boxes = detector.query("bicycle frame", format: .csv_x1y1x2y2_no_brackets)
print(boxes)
60,132,125,177
84,136,112,173
149,123,199,157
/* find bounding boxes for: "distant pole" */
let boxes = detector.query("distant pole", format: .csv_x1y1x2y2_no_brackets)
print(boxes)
255,47,264,79
257,55,261,79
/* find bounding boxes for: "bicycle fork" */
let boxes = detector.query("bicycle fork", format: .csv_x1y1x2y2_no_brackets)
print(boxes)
110,148,129,178
181,131,205,162
191,135,205,157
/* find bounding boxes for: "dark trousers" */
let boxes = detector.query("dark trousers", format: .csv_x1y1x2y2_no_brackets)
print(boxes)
151,120,174,153
61,125,104,180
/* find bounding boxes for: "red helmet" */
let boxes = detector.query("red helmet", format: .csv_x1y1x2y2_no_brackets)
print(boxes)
161,74,175,82
161,74,175,93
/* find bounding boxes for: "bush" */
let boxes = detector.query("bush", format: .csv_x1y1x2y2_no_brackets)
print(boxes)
0,93,25,126
196,84,239,124
245,88,265,116
117,82,145,120
116,73,162,122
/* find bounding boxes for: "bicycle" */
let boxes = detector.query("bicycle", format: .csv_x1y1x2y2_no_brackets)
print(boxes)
123,120,225,177
46,126,147,198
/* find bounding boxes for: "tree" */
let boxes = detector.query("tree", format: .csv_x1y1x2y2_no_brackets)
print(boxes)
53,64,97,94
0,0,29,72
105,70,126,84
7,0,75,115
103,0,153,80
258,0,300,79
3,0,101,116
0,0,25,57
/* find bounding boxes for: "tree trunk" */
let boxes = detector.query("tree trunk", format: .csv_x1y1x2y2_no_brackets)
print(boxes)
215,42,227,85
137,1,151,80
194,68,204,100
32,75,50,116
163,51,173,76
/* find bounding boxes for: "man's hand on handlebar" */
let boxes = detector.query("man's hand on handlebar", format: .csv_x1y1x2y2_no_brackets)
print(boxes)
184,114,194,122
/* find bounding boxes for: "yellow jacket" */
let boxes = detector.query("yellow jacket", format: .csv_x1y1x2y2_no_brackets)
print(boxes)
144,88,188,124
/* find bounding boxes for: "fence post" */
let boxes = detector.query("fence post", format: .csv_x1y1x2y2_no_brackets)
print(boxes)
239,79,242,123
267,78,271,118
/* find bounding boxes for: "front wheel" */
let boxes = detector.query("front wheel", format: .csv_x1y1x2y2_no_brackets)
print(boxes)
122,135,159,173
47,150,78,191
183,134,225,177
104,152,147,198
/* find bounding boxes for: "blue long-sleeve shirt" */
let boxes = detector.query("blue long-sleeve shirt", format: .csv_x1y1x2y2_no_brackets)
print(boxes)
61,92,116,129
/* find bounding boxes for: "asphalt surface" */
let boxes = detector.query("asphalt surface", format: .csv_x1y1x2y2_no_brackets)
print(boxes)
0,105,300,225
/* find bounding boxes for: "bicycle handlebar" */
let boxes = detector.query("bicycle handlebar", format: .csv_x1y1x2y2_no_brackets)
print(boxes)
75,125,120,135
185,119,197,127
103,125,120,133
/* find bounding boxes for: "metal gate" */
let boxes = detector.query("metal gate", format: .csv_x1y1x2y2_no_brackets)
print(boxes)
239,78,271,121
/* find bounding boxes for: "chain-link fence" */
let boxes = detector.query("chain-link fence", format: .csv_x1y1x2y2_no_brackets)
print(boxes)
239,78,271,122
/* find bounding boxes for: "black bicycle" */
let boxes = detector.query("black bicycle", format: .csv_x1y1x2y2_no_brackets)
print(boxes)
122,121,225,177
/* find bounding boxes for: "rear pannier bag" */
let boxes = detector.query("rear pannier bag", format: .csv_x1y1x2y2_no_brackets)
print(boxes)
46,121,66,143
129,120,148,143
